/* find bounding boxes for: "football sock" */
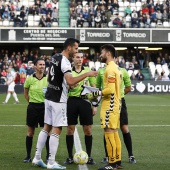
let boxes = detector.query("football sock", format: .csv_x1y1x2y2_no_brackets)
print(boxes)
66,135,74,158
114,131,121,162
48,133,59,165
103,135,108,157
46,136,50,159
85,135,92,157
105,132,116,164
5,93,11,103
123,132,133,156
26,136,33,158
13,92,19,102
35,129,48,160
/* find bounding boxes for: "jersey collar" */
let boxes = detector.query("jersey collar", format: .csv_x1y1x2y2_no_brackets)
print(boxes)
72,66,85,73
33,73,46,80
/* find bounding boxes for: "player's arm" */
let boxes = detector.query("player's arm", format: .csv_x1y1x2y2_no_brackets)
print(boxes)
124,86,131,95
24,88,29,102
123,68,132,95
64,71,98,86
102,70,116,96
96,72,102,88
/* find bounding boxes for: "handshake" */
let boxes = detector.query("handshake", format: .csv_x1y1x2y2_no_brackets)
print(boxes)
81,90,102,102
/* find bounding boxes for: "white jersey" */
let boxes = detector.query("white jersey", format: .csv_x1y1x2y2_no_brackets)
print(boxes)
6,71,16,84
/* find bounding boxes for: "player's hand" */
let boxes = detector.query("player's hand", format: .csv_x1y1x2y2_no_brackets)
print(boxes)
87,71,98,77
92,106,97,116
86,90,102,101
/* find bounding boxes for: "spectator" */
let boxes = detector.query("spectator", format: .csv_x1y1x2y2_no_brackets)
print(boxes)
131,13,139,28
77,14,84,27
45,14,52,27
135,70,145,80
20,71,26,84
2,9,10,20
112,0,119,14
95,15,102,27
39,15,46,27
138,50,145,69
156,10,163,23
83,9,89,20
20,9,26,27
19,63,27,74
134,61,140,70
76,4,83,16
162,9,168,22
113,14,122,27
144,14,151,28
88,11,95,27
124,5,132,16
14,15,21,27
127,61,134,71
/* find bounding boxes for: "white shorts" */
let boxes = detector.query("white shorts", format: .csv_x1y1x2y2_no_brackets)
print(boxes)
44,99,68,127
8,82,15,92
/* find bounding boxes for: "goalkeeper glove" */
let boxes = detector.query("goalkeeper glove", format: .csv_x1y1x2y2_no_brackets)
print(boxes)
86,91,102,101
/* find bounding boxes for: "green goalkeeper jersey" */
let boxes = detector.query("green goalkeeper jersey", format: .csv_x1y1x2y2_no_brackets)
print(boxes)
68,66,96,97
24,73,48,103
96,67,131,98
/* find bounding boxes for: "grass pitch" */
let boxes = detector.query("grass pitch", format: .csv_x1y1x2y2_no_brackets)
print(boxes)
0,94,169,170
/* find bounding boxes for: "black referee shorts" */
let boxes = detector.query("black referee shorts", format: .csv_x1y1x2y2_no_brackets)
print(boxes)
120,98,128,126
26,102,45,128
67,97,93,125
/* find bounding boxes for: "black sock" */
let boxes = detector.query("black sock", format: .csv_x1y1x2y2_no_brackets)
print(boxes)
46,136,50,159
123,132,133,156
66,135,74,158
103,135,108,157
85,135,92,157
26,136,33,158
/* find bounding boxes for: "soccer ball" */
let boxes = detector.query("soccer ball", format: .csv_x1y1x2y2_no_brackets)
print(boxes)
73,150,88,165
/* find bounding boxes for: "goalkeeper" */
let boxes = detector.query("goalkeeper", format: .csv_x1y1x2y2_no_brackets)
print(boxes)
96,61,136,165
64,51,97,165
84,44,122,170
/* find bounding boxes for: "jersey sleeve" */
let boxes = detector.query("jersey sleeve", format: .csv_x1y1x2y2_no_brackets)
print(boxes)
61,57,72,75
123,68,131,87
102,67,116,96
96,69,102,88
24,76,31,88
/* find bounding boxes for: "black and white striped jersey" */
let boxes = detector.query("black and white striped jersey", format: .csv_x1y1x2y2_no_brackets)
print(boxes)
45,53,72,103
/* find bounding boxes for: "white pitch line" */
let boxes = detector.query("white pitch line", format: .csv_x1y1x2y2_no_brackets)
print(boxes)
74,127,88,170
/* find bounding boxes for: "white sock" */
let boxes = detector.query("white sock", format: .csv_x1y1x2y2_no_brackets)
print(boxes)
48,133,59,164
13,92,19,102
5,93,11,103
35,130,48,160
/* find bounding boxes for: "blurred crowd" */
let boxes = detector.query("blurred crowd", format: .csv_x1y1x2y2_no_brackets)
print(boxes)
0,0,169,28
0,48,170,84
70,0,170,28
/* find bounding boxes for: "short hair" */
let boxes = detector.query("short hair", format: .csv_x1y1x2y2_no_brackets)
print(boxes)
101,44,116,58
33,58,45,65
63,38,80,50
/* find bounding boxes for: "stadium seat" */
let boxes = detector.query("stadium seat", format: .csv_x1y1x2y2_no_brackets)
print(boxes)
133,70,139,75
52,22,58,27
163,22,170,28
155,64,162,75
28,20,34,27
101,63,106,68
151,22,156,28
3,20,9,27
124,1,130,7
88,61,95,70
95,61,101,71
108,21,114,28
127,70,133,77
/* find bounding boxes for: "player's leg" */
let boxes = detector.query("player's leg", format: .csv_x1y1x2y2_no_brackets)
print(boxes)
47,102,67,169
64,97,78,164
120,98,136,164
80,99,96,165
101,135,108,163
33,100,52,168
12,91,19,104
23,126,35,163
64,125,75,164
3,91,11,104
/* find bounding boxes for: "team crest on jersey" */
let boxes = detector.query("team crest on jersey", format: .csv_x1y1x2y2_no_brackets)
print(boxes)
108,75,115,83
51,58,59,66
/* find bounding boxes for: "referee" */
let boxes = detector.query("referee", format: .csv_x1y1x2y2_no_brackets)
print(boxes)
23,58,49,163
64,51,97,165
